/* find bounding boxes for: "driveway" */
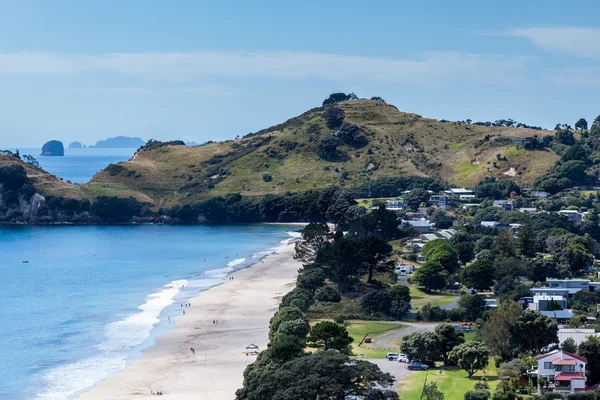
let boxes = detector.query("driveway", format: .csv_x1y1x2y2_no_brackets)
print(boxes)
367,358,416,386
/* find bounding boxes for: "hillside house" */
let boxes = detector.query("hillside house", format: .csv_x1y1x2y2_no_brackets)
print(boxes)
384,200,407,211
540,309,574,324
536,350,587,395
430,195,453,210
519,207,538,214
480,221,501,228
444,188,474,199
530,295,568,312
493,200,514,211
401,219,434,232
548,279,590,295
532,191,548,199
558,329,600,346
558,210,584,223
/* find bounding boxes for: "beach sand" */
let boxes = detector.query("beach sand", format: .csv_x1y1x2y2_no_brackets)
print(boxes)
78,243,301,400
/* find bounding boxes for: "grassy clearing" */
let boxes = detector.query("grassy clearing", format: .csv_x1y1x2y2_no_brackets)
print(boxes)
449,141,466,151
346,320,406,358
410,287,458,309
397,359,498,400
453,160,481,182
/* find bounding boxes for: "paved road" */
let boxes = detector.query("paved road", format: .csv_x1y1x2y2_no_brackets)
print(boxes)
372,322,439,349
367,358,416,386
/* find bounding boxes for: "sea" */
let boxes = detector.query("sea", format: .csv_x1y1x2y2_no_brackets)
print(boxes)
0,147,301,399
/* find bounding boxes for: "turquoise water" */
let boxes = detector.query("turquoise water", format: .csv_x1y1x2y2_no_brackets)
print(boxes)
0,224,299,400
7,148,136,184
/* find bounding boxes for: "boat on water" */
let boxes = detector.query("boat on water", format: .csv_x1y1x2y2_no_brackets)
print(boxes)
21,260,29,263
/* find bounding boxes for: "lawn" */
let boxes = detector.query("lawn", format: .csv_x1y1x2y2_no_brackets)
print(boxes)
410,287,458,309
397,359,498,400
345,320,406,359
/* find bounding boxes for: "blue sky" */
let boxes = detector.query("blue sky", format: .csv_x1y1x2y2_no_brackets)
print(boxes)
1,0,600,148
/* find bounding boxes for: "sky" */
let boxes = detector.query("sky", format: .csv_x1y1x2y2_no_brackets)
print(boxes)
1,0,600,148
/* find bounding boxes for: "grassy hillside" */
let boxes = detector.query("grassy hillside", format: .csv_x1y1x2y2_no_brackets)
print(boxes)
88,100,557,207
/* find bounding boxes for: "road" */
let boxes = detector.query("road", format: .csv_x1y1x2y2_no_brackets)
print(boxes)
367,358,416,386
371,322,439,349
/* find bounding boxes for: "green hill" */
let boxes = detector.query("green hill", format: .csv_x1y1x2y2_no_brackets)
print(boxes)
87,100,558,207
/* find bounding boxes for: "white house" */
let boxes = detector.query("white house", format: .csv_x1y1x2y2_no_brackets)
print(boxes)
519,207,538,214
530,295,568,311
558,210,585,223
532,191,548,199
536,350,587,394
558,329,600,346
384,200,407,211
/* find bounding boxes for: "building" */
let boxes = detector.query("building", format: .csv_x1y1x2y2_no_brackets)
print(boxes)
519,207,538,214
532,191,548,199
540,309,574,324
558,210,584,223
444,188,474,198
384,200,407,211
493,200,514,211
430,195,454,210
480,221,501,228
459,194,477,201
558,329,600,346
547,279,590,295
531,295,568,312
462,203,480,210
536,350,587,395
531,288,571,298
419,229,457,243
401,219,434,232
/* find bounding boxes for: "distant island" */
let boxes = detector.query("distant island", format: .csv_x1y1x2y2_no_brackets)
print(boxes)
68,141,85,149
89,136,145,148
40,140,64,156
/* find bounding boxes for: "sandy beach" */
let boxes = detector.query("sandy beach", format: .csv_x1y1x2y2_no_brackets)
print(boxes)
78,242,301,400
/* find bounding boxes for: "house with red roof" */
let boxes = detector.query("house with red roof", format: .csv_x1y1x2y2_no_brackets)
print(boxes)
535,350,587,395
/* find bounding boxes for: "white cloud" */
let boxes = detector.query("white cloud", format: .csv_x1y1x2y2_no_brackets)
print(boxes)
509,26,600,58
0,50,531,84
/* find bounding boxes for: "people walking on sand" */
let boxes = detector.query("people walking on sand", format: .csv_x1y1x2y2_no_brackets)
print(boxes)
182,310,185,315
190,347,195,354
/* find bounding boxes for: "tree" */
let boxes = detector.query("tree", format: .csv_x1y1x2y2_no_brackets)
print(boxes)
460,260,495,291
316,135,341,160
357,235,392,283
561,337,578,353
400,332,443,365
269,306,309,339
269,334,306,362
314,285,341,302
511,310,558,353
559,160,587,183
412,261,446,291
492,229,516,257
555,129,576,145
435,324,466,365
464,390,490,400
482,301,522,359
235,350,397,400
449,341,490,378
296,268,326,294
294,223,332,264
422,382,444,400
361,290,392,316
430,210,455,229
307,321,353,353
404,188,430,209
517,217,536,257
323,106,345,129
575,118,588,132
459,294,487,321
336,122,365,146
457,242,475,265
499,358,529,378
578,337,600,384
371,96,386,103
323,93,351,106
390,285,411,304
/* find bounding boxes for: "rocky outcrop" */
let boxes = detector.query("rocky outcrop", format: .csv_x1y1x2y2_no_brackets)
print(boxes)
68,141,84,149
92,136,145,148
40,140,64,156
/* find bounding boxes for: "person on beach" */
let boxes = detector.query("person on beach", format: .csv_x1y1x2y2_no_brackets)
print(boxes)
182,310,185,315
190,347,195,354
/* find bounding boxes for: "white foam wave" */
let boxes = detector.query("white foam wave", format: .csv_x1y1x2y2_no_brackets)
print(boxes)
280,231,301,245
227,257,246,267
35,279,188,400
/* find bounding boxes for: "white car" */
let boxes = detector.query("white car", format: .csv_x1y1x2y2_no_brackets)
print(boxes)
386,353,399,361
398,354,410,363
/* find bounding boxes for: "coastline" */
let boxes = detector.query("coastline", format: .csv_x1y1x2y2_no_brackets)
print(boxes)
77,242,301,400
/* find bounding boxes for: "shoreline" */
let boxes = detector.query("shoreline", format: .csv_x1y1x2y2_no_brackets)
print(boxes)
77,242,301,400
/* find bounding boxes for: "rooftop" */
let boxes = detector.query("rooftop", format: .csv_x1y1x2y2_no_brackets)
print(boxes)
554,372,585,381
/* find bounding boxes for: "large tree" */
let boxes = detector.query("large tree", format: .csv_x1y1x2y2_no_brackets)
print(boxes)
400,332,443,365
575,118,588,132
357,234,393,283
517,218,536,257
460,260,495,291
579,337,600,385
422,382,445,400
511,310,558,353
482,301,522,359
235,350,398,400
412,261,447,292
449,341,490,378
294,223,332,264
307,321,353,353
435,324,466,365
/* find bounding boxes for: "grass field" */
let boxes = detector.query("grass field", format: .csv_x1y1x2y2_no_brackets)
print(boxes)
345,320,406,359
410,287,458,309
397,359,498,400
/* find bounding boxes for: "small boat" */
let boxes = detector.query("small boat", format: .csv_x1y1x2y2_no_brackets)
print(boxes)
22,260,29,263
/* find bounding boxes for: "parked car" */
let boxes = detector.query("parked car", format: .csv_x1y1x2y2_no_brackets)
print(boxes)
386,353,399,361
398,354,410,363
407,362,429,370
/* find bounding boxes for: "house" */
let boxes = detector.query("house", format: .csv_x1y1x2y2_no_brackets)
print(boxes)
493,200,514,211
395,265,415,275
536,350,587,395
430,195,454,210
459,194,477,201
540,309,574,324
558,210,584,223
531,288,571,298
462,203,480,210
509,223,522,230
480,221,501,228
530,295,568,312
558,329,600,346
444,188,474,198
401,219,434,232
384,200,407,211
548,279,590,295
520,207,538,214
532,191,548,199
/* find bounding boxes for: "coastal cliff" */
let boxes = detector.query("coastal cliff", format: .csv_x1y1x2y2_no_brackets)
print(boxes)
40,140,65,156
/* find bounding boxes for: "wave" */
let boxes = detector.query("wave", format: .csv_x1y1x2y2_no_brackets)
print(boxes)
35,279,188,400
280,231,302,245
227,257,246,267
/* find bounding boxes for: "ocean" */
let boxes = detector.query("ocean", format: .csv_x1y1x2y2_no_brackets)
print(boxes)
0,224,300,400
5,148,137,184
